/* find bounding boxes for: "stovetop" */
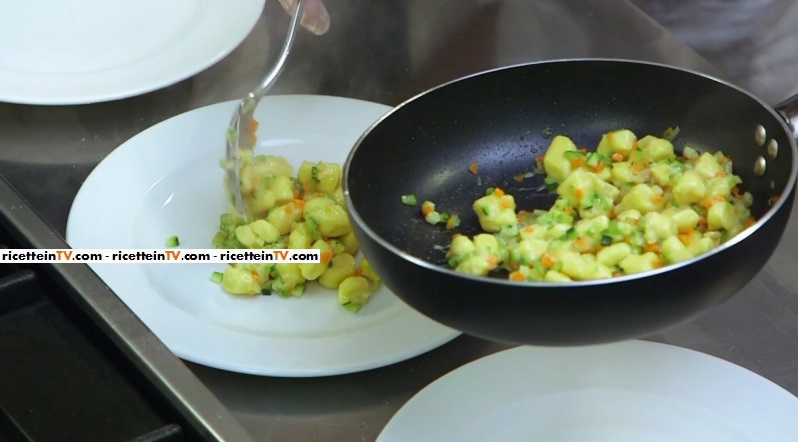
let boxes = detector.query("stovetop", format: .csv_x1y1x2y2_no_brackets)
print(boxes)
0,242,184,441
0,177,254,442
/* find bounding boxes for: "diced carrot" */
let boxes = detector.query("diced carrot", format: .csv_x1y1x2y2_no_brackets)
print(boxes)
563,206,574,215
487,254,498,266
644,243,661,253
245,118,259,135
678,226,693,235
771,195,780,204
632,140,639,149
284,204,293,213
652,194,662,202
523,225,535,234
302,182,312,193
594,162,605,172
702,195,724,209
250,270,261,281
294,198,305,208
571,157,585,168
509,271,525,281
574,187,583,199
468,161,478,174
611,152,623,162
678,233,692,245
421,202,434,216
513,173,525,182
606,132,614,142
353,268,362,277
493,187,505,197
652,258,664,268
745,216,755,227
541,253,556,268
715,170,726,177
501,197,512,208
320,250,333,263
732,186,740,197
517,212,528,222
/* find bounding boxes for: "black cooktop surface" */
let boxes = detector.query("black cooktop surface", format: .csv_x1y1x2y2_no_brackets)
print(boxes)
0,232,193,442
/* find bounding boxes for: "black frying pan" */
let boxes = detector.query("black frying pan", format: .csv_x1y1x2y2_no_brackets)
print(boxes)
343,59,798,347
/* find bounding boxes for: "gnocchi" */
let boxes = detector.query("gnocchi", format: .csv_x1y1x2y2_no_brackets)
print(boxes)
438,128,755,282
212,152,381,312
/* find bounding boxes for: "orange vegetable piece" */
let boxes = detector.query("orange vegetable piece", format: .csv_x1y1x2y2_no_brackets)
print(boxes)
468,161,478,174
644,243,661,253
245,118,259,135
541,253,556,268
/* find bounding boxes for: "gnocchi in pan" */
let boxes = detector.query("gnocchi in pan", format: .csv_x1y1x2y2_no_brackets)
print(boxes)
430,128,756,282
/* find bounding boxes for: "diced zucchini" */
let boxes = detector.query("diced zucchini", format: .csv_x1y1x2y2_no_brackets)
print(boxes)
165,235,179,247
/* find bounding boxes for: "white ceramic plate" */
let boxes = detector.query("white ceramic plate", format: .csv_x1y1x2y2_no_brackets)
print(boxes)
379,340,798,442
66,95,460,376
0,0,265,105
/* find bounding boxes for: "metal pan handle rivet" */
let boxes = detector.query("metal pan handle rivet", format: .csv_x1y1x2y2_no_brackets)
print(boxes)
767,139,778,159
755,125,767,146
754,156,767,177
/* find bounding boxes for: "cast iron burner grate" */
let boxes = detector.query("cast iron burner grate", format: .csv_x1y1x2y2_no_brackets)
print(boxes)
0,240,189,442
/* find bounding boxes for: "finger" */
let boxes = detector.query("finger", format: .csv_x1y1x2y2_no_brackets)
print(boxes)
277,0,330,35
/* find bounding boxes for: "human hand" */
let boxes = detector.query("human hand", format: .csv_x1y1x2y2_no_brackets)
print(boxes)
278,0,330,36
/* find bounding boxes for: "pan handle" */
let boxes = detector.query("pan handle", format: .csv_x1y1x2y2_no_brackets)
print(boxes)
775,93,798,140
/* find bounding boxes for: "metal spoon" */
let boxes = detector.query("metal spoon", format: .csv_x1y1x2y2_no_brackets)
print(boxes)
225,0,305,220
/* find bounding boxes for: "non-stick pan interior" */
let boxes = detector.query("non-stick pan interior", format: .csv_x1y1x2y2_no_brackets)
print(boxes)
347,60,793,268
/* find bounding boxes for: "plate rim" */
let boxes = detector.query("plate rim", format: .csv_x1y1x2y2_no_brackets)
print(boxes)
0,0,266,105
377,339,798,441
65,94,461,377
